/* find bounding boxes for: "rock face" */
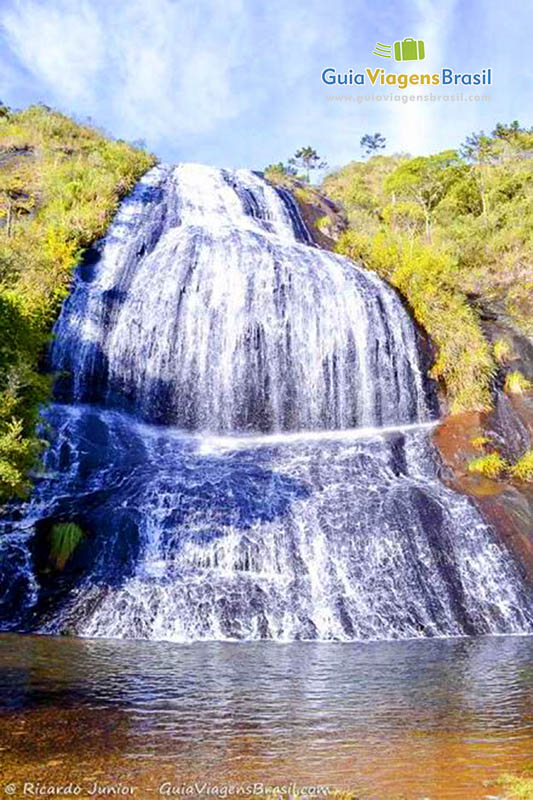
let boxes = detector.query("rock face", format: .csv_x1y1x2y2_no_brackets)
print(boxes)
263,175,347,250
432,309,533,579
433,404,533,581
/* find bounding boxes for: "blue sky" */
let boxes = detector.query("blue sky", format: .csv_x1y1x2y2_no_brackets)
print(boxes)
0,0,531,172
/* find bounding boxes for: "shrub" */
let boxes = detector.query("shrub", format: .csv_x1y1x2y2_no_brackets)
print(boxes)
470,435,491,449
49,522,85,570
504,370,533,395
510,450,533,483
496,773,533,800
493,338,512,364
467,452,508,479
314,215,330,233
263,163,292,186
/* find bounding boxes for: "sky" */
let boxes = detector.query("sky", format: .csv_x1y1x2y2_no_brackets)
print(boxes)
0,0,531,173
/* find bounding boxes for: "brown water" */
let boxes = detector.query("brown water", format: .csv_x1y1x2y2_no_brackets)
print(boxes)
0,634,532,800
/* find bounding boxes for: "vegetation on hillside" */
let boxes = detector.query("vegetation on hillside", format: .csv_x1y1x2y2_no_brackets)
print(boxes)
467,451,508,479
0,104,155,503
321,123,533,414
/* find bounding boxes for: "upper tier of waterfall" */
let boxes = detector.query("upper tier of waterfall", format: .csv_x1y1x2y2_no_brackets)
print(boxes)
51,164,430,432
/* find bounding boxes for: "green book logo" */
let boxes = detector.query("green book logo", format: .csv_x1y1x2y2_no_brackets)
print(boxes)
373,38,426,61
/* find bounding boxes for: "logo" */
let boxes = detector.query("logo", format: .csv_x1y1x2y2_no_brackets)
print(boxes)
373,38,425,61
321,36,492,89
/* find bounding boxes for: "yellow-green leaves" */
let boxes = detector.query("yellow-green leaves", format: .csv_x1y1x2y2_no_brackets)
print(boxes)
504,370,533,395
326,132,533,415
336,232,495,413
510,450,533,482
468,452,508,479
49,522,85,571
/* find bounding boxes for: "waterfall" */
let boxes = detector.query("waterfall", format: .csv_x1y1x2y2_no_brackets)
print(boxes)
0,164,531,641
51,164,428,431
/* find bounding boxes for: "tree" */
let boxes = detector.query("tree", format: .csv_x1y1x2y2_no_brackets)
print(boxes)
492,120,526,140
263,162,295,185
491,121,533,160
264,161,295,177
288,146,327,182
360,133,386,158
385,150,465,243
460,131,498,226
382,201,425,239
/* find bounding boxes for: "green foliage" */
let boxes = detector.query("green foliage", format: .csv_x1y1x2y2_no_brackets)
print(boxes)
384,150,466,242
0,105,156,502
49,522,85,570
461,130,498,164
494,338,513,364
492,120,532,141
263,162,293,186
467,447,533,484
326,126,533,413
510,450,533,483
467,452,508,479
360,132,386,157
288,146,327,182
382,200,425,236
323,155,400,215
504,370,533,395
314,215,330,233
293,185,316,205
470,435,491,449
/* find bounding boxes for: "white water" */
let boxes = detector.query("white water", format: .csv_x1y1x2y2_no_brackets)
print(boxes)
0,164,531,641
52,164,429,431
37,407,530,642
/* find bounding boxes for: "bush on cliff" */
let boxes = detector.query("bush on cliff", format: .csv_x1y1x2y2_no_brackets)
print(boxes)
510,450,533,483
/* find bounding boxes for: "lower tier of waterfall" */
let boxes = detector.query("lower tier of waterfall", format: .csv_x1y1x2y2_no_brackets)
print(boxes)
0,404,530,641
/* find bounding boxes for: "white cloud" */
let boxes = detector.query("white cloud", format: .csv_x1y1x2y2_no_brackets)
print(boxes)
2,0,105,101
1,0,513,165
1,0,253,143
384,0,459,155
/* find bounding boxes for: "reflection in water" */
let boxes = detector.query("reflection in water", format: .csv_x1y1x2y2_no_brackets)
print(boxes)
0,634,532,799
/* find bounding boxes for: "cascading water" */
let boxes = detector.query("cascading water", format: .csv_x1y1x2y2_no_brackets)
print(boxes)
52,164,428,431
0,163,531,641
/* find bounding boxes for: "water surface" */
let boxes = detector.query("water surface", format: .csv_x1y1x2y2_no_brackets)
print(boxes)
0,633,532,799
